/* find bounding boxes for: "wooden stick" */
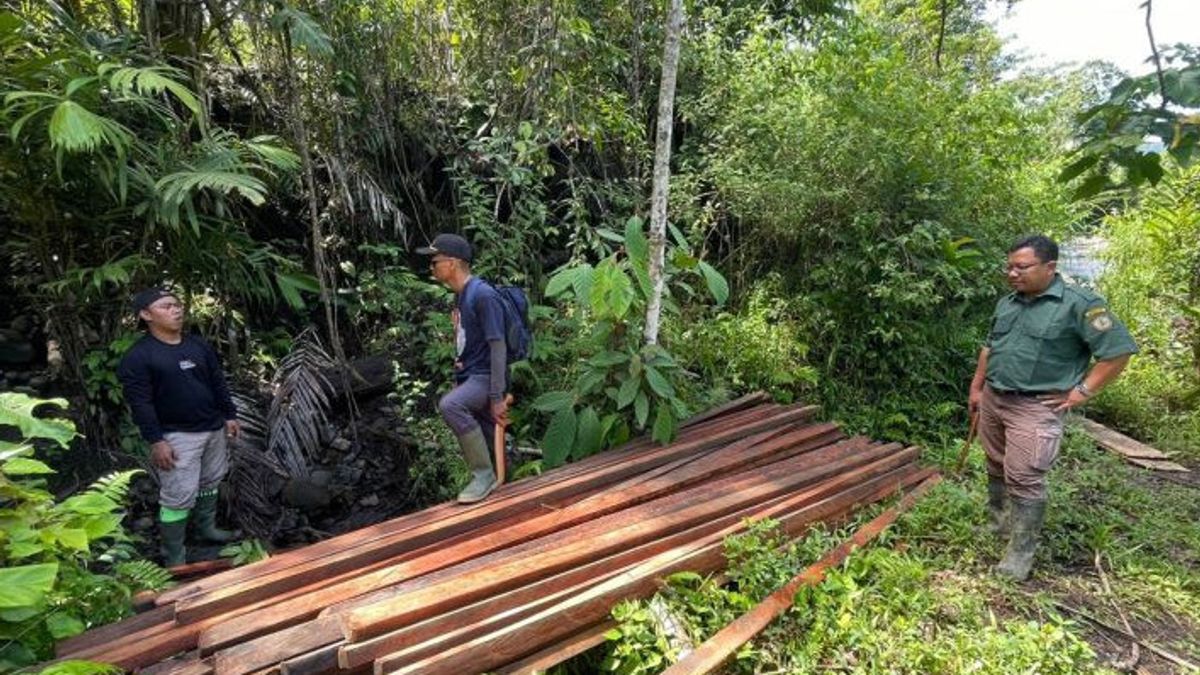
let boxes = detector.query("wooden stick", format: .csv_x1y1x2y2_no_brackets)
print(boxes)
1092,550,1139,671
661,474,942,675
954,412,979,474
494,393,514,485
1042,598,1200,672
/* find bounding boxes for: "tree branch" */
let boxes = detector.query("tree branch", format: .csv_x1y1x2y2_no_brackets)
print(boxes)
1142,0,1168,109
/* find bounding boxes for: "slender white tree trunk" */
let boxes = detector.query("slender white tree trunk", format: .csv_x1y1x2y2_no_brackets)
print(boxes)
643,0,684,346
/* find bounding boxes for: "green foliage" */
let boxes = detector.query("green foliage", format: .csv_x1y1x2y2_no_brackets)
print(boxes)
220,539,272,566
1092,165,1200,461
1063,46,1200,198
0,393,166,666
668,277,817,403
535,218,728,466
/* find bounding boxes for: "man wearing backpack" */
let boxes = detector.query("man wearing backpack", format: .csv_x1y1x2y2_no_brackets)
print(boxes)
419,233,512,503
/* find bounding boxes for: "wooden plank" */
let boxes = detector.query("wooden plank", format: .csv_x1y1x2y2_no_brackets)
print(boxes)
159,400,776,608
492,622,614,675
187,409,822,641
213,616,341,675
661,474,942,674
1125,457,1190,472
139,655,214,675
1078,418,1173,460
56,603,175,657
375,464,932,674
344,442,917,645
334,451,872,671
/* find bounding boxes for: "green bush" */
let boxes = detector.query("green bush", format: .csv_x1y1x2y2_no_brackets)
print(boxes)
668,277,817,403
1094,166,1200,461
0,393,170,667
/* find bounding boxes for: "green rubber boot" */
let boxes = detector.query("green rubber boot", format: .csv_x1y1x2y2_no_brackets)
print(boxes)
995,497,1047,582
456,428,498,504
984,475,1009,538
158,509,189,567
192,489,236,543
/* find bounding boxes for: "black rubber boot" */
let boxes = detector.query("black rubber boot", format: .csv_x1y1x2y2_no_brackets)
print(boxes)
159,518,188,567
985,475,1009,537
192,490,236,543
995,497,1047,582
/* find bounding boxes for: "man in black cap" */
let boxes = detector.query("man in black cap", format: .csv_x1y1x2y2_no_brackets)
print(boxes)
117,288,240,566
418,234,509,503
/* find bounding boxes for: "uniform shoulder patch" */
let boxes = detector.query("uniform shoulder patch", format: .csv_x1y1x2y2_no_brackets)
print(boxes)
1089,311,1113,331
1085,306,1108,319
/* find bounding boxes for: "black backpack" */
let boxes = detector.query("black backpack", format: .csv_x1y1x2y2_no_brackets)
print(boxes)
476,281,533,362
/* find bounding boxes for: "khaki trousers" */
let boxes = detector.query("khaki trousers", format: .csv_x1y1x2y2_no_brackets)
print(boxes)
978,387,1065,501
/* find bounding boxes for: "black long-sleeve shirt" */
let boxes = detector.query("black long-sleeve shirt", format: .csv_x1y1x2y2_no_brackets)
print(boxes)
116,333,237,443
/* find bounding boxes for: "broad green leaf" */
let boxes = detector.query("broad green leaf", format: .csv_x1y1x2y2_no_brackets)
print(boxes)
531,390,574,412
275,271,321,310
54,528,89,551
58,492,118,516
652,405,676,444
634,392,649,429
643,366,675,398
6,541,44,559
588,259,635,320
0,605,41,622
572,264,596,301
2,457,55,475
588,351,630,367
0,393,76,448
80,514,123,540
576,369,606,396
624,216,649,264
46,613,86,639
573,407,602,460
697,261,730,306
616,377,640,409
104,65,201,117
1058,154,1100,183
544,266,581,297
48,101,131,154
541,407,577,469
0,563,57,608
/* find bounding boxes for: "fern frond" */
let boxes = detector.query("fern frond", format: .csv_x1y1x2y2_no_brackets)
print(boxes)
86,469,143,503
114,559,174,592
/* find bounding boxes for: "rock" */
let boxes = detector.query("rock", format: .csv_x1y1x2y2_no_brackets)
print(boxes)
309,469,334,487
282,478,332,511
358,494,379,507
9,316,32,335
330,437,352,452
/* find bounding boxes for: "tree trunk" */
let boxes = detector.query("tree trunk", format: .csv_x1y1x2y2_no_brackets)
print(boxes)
642,0,684,346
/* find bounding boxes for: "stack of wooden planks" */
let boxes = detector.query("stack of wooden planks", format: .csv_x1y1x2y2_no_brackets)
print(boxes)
54,393,937,674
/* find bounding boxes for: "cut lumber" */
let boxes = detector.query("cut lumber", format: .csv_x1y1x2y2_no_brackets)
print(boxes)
661,474,942,674
375,464,934,673
342,436,894,644
55,603,173,657
492,622,614,675
178,406,818,626
1078,418,1189,473
158,400,781,608
194,415,829,650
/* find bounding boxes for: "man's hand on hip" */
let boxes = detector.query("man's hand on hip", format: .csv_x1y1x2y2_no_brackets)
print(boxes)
1043,388,1089,413
225,419,241,439
150,440,177,470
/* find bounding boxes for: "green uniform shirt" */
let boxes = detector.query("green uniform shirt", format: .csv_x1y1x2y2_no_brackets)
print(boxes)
985,274,1137,392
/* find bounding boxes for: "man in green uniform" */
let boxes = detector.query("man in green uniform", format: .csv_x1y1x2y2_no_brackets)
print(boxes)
968,235,1137,581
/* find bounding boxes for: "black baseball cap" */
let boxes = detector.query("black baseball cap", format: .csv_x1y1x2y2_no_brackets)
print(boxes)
131,287,176,315
416,233,473,263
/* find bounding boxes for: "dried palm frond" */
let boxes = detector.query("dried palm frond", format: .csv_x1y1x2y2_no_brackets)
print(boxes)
266,327,334,478
227,390,289,537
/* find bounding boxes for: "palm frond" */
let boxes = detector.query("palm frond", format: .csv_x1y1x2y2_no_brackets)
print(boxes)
101,64,201,117
266,328,334,478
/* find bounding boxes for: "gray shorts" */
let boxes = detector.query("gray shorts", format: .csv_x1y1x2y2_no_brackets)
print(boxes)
156,429,229,510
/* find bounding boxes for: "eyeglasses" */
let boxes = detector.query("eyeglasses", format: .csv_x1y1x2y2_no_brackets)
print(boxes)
1003,262,1047,275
